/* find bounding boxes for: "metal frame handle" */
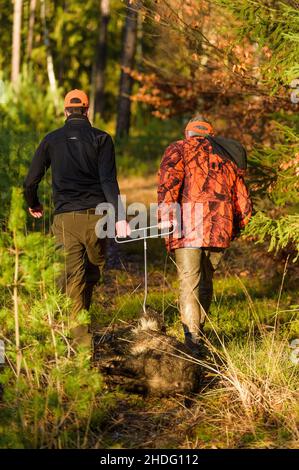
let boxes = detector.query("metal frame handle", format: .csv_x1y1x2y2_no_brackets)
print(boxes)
114,223,175,244
114,223,175,314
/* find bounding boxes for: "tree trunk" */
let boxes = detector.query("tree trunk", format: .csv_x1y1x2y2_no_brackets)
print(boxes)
11,0,23,85
116,0,139,139
40,0,59,113
26,0,36,60
90,0,110,122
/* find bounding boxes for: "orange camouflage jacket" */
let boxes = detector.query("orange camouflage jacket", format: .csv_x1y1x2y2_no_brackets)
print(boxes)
157,136,252,251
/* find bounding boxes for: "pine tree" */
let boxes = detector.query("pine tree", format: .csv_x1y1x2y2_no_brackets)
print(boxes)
218,0,299,258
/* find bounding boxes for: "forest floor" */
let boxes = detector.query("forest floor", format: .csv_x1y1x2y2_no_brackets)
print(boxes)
90,175,299,449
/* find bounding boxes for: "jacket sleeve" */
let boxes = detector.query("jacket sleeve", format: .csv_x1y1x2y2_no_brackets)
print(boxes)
98,134,125,221
157,143,184,222
232,170,252,238
23,138,51,208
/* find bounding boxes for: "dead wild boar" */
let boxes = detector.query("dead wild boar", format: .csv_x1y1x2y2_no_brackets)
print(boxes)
94,317,202,396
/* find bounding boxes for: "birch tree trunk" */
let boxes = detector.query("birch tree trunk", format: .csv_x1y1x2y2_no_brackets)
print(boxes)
11,0,23,85
26,0,37,60
40,0,59,112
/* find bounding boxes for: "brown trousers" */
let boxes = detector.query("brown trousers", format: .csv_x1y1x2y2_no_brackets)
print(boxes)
52,212,106,346
175,248,223,344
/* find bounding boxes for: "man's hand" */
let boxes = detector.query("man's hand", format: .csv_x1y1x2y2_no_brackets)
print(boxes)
116,220,131,238
158,220,173,230
29,204,44,218
158,220,176,232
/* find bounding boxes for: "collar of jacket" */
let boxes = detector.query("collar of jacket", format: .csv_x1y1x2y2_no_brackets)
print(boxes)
65,114,91,126
185,135,208,143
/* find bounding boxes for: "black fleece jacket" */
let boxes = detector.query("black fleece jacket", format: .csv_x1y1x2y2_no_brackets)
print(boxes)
23,114,124,220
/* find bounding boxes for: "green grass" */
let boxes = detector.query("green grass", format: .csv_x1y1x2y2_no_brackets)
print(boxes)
92,239,299,340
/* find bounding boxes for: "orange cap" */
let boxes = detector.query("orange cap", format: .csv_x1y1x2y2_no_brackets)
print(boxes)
64,89,89,108
185,117,214,138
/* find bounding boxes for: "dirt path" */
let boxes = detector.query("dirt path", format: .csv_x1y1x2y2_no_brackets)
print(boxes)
119,175,157,207
101,394,198,449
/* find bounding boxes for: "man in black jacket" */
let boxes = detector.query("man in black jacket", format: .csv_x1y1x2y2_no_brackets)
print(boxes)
24,89,130,348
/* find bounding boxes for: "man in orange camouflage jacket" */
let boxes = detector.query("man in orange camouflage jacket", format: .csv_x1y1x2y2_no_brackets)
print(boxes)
158,116,252,355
